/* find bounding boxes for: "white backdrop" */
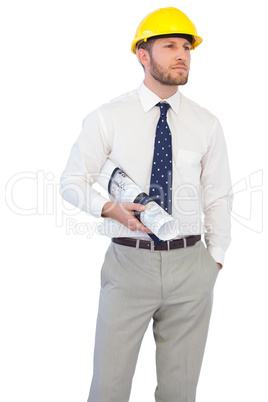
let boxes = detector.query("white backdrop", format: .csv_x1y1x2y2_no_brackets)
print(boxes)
1,0,267,401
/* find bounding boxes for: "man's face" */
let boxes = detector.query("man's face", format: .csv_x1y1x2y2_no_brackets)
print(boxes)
148,37,191,86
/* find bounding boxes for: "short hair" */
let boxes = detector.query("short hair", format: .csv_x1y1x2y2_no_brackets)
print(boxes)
137,37,156,56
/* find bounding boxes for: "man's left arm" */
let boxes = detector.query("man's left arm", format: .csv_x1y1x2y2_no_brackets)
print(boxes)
201,118,232,269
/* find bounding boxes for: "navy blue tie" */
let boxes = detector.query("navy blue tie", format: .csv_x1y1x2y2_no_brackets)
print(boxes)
149,102,173,215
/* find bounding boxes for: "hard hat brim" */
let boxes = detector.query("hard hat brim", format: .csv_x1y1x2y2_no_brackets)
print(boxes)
131,33,203,54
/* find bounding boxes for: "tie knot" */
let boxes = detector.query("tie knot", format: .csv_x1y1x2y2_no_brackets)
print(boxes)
157,102,170,116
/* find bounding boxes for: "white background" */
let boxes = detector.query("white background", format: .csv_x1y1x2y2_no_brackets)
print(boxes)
1,0,267,401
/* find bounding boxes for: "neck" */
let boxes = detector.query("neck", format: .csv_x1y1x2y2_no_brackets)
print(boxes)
143,75,178,99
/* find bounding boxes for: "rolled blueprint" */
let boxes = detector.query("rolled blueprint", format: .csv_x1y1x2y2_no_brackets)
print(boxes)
97,159,180,241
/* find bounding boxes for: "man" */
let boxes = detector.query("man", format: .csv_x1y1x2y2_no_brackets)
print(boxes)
60,7,232,402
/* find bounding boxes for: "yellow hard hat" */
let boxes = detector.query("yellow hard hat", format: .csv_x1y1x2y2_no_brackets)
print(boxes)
131,7,203,54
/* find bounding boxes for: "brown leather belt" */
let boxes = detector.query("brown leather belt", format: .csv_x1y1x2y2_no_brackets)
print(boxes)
112,235,201,251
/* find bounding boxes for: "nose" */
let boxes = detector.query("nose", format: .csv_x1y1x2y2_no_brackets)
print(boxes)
175,46,187,61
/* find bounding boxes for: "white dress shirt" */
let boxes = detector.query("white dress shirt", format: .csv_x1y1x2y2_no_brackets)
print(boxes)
60,83,232,264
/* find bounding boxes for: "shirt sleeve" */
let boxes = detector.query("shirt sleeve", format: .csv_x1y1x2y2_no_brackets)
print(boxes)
200,118,232,266
60,109,111,218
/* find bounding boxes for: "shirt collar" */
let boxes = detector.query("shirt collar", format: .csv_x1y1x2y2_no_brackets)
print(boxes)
138,82,180,115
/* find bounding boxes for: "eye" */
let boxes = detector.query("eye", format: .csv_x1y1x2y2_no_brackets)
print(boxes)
184,45,191,51
165,44,173,48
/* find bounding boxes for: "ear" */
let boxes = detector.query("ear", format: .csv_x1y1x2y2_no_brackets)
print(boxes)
137,48,150,68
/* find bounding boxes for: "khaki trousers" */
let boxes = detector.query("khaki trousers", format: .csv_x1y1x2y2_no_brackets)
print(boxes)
87,240,219,402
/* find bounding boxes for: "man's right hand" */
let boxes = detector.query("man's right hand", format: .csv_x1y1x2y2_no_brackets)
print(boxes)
101,202,152,234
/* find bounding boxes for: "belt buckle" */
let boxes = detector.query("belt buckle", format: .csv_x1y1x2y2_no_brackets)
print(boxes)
151,241,161,251
152,240,170,251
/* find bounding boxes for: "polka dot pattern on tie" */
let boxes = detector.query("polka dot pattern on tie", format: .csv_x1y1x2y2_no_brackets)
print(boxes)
149,102,172,215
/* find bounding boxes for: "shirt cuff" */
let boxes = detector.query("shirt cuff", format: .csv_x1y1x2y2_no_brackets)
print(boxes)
207,246,225,266
90,193,109,218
